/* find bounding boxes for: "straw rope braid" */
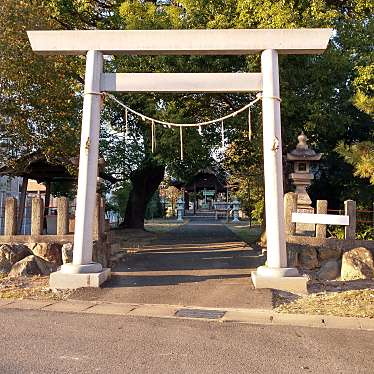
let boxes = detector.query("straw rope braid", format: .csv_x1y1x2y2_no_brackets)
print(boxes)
96,92,282,159
104,92,263,128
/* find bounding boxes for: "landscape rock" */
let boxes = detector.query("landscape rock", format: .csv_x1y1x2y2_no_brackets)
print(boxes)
62,243,73,264
287,247,299,268
28,242,63,266
341,247,374,281
317,259,341,281
299,246,319,269
0,244,30,274
317,246,342,262
258,231,267,247
9,255,56,277
92,240,110,268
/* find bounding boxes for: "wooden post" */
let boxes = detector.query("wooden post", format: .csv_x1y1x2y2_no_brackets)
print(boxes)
57,197,69,235
316,200,328,238
31,196,44,236
284,192,297,236
4,197,17,236
344,199,356,239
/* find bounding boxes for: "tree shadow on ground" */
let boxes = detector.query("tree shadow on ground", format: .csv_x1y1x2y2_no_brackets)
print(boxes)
104,273,251,288
115,248,265,273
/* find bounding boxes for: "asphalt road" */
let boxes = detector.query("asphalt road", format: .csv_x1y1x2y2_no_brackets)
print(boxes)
0,309,373,374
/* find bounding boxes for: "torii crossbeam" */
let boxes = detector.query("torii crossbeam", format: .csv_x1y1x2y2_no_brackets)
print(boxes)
27,28,333,292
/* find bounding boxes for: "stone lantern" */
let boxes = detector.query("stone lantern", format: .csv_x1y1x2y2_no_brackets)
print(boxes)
287,132,321,213
176,196,185,222
231,198,240,223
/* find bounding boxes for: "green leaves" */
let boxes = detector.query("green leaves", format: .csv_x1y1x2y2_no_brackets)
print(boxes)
336,141,374,185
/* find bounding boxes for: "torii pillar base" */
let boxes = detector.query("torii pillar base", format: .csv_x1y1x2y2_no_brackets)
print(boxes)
251,266,308,294
49,265,111,290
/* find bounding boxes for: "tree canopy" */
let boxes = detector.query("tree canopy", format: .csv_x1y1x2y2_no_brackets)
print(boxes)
0,0,373,228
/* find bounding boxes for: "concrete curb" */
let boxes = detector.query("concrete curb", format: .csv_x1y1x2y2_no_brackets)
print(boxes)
1,298,373,331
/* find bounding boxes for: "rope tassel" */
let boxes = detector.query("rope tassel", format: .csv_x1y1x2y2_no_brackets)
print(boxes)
221,120,225,148
180,126,184,161
125,108,129,137
151,120,156,153
248,107,252,141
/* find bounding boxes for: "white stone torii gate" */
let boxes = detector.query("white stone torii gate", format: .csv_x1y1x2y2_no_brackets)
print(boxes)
27,29,332,291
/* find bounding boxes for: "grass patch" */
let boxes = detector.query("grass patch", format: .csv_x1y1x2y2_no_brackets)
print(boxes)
145,219,183,234
225,223,261,244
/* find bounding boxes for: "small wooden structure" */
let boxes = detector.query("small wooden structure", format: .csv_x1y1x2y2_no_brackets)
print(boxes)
0,151,116,234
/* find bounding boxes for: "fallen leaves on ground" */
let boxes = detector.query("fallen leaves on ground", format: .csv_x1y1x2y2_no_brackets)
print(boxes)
0,275,71,300
275,288,374,318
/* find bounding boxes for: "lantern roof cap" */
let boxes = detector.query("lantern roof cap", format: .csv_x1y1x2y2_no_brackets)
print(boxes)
287,132,321,161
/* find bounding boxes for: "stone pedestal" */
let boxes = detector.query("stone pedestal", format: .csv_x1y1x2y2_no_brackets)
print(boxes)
251,269,308,294
50,268,111,289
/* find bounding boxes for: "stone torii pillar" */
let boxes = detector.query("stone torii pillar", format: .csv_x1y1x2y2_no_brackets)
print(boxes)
51,50,110,288
250,49,307,294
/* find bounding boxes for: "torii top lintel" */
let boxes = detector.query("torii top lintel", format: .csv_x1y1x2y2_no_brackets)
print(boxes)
27,28,333,56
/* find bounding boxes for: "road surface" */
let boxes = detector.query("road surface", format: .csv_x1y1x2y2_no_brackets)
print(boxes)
0,309,373,374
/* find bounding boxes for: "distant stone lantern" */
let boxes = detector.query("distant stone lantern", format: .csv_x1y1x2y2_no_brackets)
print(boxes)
287,133,321,214
177,196,185,222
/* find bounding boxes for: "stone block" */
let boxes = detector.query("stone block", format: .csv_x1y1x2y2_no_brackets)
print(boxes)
92,240,110,268
128,305,177,318
251,271,308,294
341,247,374,281
223,310,272,325
49,268,111,289
31,197,44,236
344,200,356,240
284,192,297,236
2,299,55,310
0,244,31,274
316,200,328,238
317,246,341,262
85,303,136,316
317,259,341,281
42,300,97,313
28,242,63,266
56,197,69,235
299,246,319,269
62,243,73,264
287,247,299,268
9,255,56,277
4,197,17,236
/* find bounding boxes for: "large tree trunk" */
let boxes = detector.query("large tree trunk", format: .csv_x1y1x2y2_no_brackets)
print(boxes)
122,159,165,230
